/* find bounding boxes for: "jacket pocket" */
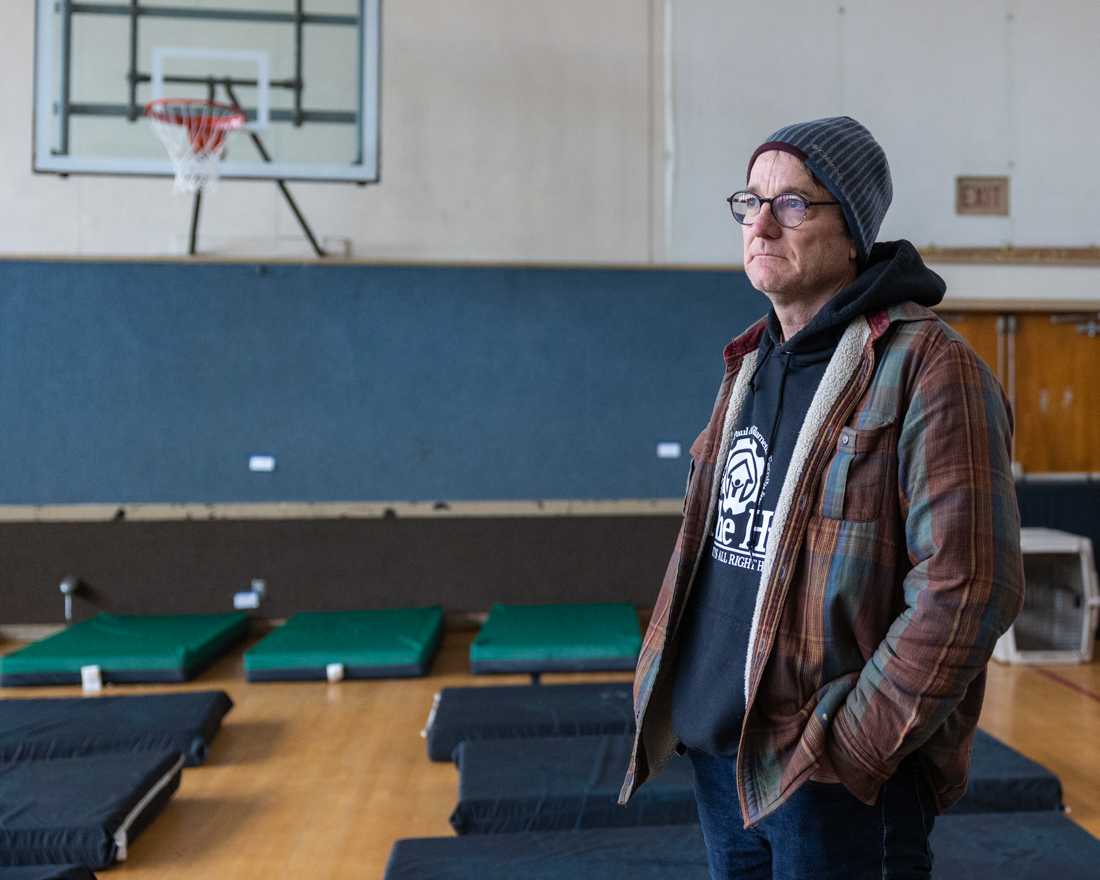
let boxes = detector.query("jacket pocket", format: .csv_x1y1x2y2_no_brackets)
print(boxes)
819,417,896,522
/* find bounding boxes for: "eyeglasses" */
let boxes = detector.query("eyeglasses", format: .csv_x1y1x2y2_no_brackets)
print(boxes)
727,191,839,228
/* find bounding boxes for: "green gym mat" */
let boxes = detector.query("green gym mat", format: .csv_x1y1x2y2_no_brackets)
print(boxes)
0,612,248,686
469,603,641,674
243,606,444,681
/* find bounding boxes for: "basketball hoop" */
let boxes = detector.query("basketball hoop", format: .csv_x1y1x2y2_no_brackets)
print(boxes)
146,98,246,193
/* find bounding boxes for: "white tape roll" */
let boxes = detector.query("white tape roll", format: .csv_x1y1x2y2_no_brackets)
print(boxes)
81,664,103,693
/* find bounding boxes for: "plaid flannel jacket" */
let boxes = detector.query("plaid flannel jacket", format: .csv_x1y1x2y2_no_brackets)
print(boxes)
619,301,1024,828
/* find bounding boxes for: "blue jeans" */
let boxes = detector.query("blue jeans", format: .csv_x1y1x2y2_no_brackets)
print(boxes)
687,749,935,880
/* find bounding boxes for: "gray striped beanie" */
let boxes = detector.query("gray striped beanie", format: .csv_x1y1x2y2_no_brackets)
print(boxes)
747,116,892,263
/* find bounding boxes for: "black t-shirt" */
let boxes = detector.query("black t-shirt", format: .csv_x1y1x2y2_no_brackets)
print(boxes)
669,319,838,756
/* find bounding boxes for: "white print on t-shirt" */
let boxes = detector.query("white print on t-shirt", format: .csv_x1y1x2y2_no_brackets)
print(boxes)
711,427,775,573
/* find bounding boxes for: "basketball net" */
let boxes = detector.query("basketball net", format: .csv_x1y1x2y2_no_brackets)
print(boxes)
146,98,246,193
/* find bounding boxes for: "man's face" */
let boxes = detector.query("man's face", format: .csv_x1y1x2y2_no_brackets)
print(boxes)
741,150,856,303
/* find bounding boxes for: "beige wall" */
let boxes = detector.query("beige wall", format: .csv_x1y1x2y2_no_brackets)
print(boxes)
4,0,661,262
665,0,1100,298
2,0,1098,302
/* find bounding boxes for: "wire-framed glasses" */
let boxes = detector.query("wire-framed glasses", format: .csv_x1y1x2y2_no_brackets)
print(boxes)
727,191,839,228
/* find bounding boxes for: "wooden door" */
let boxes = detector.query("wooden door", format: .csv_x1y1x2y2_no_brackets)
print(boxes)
1012,314,1100,473
939,312,1003,381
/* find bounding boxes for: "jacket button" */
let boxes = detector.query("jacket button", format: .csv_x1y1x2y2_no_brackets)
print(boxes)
841,433,850,446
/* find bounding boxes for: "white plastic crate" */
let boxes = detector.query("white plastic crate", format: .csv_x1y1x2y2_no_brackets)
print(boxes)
993,528,1100,665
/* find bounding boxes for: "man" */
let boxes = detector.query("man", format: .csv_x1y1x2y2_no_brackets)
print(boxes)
618,116,1024,879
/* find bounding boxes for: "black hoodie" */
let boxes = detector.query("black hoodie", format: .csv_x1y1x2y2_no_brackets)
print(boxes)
669,240,945,756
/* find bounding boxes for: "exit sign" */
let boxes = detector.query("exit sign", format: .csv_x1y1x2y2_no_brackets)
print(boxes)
956,176,1010,215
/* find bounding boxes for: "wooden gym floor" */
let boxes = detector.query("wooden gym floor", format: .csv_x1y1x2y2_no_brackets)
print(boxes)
2,628,1099,879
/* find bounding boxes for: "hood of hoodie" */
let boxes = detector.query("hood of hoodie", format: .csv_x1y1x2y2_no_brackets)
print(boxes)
768,238,946,356
745,237,946,514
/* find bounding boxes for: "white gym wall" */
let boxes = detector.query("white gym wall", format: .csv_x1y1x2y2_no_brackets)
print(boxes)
1,0,1098,301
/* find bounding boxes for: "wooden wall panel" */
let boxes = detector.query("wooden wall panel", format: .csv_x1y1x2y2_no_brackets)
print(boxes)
1013,315,1100,473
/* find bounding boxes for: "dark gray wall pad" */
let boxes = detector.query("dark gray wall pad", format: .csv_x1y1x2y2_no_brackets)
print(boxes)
0,751,182,869
1,517,680,624
0,261,755,505
385,813,1100,879
0,691,233,766
424,683,634,761
448,731,1061,835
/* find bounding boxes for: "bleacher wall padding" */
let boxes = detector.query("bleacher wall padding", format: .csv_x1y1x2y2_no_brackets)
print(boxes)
0,259,1095,626
0,261,760,506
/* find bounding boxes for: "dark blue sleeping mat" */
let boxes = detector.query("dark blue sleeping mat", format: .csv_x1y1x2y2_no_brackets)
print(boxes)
0,691,233,767
450,735,693,834
423,683,634,761
0,868,96,880
0,751,182,869
964,728,1063,812
450,730,1061,834
387,825,707,880
386,812,1100,879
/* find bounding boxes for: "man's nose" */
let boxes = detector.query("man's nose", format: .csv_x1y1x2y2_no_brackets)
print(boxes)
750,201,782,237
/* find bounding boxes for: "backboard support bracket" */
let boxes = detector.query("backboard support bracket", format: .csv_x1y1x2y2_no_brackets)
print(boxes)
186,81,325,258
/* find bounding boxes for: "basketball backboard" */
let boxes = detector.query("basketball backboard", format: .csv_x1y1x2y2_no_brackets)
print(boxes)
33,0,380,183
